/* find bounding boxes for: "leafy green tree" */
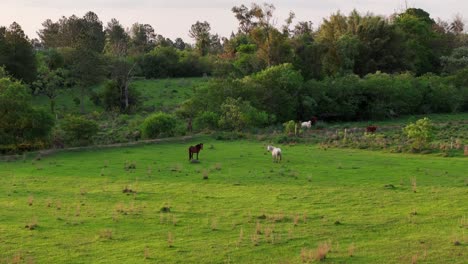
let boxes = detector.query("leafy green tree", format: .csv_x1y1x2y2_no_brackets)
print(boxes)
129,23,156,55
62,115,98,146
33,67,69,113
104,18,129,56
248,63,303,122
189,21,212,56
141,46,179,78
38,12,105,53
0,22,37,83
142,112,177,138
218,97,248,131
441,46,468,73
417,74,462,113
69,48,105,113
0,72,54,148
291,22,324,80
394,8,442,75
173,38,187,50
194,111,219,130
100,79,141,112
317,10,405,76
403,117,434,151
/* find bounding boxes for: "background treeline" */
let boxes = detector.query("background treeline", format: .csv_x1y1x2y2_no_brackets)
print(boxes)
1,3,468,152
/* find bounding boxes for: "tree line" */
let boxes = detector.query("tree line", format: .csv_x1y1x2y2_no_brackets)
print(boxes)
0,3,467,151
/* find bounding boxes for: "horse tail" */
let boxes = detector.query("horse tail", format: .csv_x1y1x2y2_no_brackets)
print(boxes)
188,148,191,160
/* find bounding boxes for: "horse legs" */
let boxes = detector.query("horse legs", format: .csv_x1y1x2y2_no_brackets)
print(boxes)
196,152,199,160
189,151,192,160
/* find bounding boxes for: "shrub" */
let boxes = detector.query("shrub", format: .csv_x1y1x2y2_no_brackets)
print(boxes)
62,115,99,146
142,112,176,139
194,111,219,130
100,80,141,113
244,107,270,128
0,76,54,151
218,97,248,131
403,117,434,151
283,120,297,135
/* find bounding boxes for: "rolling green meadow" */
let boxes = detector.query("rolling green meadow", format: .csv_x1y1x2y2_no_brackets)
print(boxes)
0,139,466,263
2,2,468,263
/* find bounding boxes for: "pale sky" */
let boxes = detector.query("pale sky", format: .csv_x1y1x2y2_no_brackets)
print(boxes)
1,0,466,42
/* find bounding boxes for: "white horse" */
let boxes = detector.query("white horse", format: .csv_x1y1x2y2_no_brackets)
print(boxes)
301,121,312,129
267,145,282,163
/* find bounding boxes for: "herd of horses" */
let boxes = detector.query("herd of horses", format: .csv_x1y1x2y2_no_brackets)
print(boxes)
188,142,282,163
188,118,377,163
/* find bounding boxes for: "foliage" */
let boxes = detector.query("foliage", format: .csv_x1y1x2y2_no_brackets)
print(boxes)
217,97,270,131
62,115,99,146
140,48,208,78
441,46,468,74
194,111,219,131
403,117,434,151
0,75,54,150
69,48,106,113
283,120,296,135
142,112,177,138
189,21,213,56
0,22,37,82
38,11,106,52
99,80,141,113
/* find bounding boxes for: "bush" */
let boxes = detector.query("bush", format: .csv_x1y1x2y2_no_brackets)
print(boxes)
194,111,219,131
0,75,54,151
142,112,177,139
62,115,99,146
403,117,434,152
100,80,141,113
283,120,297,135
217,97,269,131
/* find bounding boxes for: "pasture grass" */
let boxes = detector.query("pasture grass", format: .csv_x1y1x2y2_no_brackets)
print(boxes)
32,77,205,115
0,140,466,263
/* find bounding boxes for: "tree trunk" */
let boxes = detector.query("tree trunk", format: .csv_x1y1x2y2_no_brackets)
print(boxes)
50,98,55,113
80,86,85,114
123,63,137,111
124,83,129,110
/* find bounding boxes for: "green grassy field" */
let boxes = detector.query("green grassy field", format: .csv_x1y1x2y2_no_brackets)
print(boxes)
0,139,466,263
32,78,206,115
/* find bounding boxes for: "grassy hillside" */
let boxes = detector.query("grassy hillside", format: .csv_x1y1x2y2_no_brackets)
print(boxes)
31,77,207,115
0,140,466,263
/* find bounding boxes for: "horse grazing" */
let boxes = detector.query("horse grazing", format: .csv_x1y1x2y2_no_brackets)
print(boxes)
267,145,282,163
189,143,204,160
301,121,312,129
311,116,318,125
366,126,378,133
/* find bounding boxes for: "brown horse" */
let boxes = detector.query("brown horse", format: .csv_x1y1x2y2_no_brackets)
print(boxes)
189,143,204,160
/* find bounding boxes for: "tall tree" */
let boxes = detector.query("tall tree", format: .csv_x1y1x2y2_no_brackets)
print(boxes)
0,71,54,148
395,8,442,74
450,14,465,35
0,22,36,83
129,23,156,55
78,11,105,52
189,21,212,56
69,48,105,113
38,12,105,53
104,18,129,56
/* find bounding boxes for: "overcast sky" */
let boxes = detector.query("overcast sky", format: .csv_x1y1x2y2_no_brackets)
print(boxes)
1,0,466,42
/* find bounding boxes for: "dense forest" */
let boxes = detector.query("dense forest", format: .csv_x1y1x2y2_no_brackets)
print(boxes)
1,3,467,152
